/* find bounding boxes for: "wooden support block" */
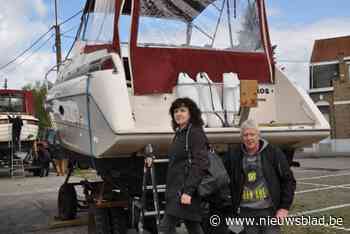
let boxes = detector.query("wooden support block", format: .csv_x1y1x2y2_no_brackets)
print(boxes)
95,200,129,209
48,215,89,229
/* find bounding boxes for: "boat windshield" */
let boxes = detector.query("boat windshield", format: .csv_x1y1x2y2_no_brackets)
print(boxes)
0,93,24,113
79,0,115,45
137,0,263,52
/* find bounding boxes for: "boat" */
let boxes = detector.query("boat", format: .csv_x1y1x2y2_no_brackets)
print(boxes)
0,89,39,152
47,0,330,159
46,1,330,232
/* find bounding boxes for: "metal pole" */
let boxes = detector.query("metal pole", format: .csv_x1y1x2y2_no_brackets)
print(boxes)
226,0,234,48
54,0,62,72
186,23,193,46
211,0,226,47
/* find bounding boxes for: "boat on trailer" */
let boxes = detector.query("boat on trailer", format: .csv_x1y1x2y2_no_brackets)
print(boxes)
47,0,329,159
0,89,38,153
46,0,329,232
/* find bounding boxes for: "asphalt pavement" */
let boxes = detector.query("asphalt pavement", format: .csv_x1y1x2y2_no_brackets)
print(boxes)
1,155,350,234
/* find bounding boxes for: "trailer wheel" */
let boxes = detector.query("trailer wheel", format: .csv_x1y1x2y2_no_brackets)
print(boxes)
95,208,111,234
133,210,158,234
58,183,77,220
94,208,127,234
143,218,158,234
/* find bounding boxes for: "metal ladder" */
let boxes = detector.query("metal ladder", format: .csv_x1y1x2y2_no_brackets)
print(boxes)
11,157,25,178
9,124,25,178
133,144,169,234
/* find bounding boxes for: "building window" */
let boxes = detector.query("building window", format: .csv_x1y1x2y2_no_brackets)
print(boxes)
311,64,339,89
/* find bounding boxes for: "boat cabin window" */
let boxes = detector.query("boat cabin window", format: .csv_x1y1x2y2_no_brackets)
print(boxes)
80,0,115,45
137,0,263,52
0,93,24,113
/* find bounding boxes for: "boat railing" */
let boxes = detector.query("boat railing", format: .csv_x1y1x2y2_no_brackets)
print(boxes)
175,82,241,127
52,52,122,83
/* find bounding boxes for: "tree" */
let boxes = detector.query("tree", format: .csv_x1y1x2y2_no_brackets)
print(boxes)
238,0,262,51
22,81,51,137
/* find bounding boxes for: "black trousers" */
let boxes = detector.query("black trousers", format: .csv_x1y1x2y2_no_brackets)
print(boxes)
40,163,50,177
201,204,232,234
12,130,21,151
160,214,204,234
239,208,281,234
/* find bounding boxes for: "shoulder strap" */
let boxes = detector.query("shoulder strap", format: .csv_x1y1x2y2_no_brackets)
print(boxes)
185,124,211,164
185,123,192,164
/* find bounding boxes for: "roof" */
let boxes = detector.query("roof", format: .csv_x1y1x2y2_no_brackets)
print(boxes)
140,0,216,22
311,35,350,63
0,89,29,95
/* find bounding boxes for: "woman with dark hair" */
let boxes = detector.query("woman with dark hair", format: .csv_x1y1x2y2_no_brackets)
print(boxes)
160,97,209,234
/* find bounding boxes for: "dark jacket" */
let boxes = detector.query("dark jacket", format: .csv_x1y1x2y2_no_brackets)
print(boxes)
223,140,296,215
38,148,51,166
165,125,209,222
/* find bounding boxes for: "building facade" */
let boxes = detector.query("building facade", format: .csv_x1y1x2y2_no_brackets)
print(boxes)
309,36,350,144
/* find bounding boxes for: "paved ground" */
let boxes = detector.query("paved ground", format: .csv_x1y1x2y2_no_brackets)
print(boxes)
0,173,87,234
1,156,350,234
283,155,350,234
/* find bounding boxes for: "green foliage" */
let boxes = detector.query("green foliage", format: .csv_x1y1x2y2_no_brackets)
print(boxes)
22,81,51,137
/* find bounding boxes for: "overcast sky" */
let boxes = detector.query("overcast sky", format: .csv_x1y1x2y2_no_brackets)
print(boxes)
0,0,350,90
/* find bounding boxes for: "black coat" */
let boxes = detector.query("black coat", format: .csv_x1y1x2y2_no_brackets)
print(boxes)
223,142,296,215
38,148,51,167
165,125,209,222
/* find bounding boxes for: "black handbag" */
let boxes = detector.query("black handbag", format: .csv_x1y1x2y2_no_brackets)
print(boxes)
184,125,230,198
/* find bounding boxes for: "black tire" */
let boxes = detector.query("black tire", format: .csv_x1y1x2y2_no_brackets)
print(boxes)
143,218,158,234
58,183,77,220
133,210,158,234
95,209,111,234
94,208,128,234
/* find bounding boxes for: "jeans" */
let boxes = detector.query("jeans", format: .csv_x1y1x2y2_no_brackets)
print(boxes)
160,214,204,234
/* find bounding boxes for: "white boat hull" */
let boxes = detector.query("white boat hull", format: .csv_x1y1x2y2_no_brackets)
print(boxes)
59,128,329,158
47,53,330,158
0,122,38,144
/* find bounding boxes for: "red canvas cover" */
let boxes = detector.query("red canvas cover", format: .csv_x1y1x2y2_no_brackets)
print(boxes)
24,91,35,115
130,47,270,94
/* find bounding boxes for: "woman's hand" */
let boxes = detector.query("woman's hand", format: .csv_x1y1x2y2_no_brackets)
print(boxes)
275,208,289,220
180,193,192,205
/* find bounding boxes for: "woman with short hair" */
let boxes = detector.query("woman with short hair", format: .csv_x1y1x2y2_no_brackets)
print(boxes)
224,119,296,234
